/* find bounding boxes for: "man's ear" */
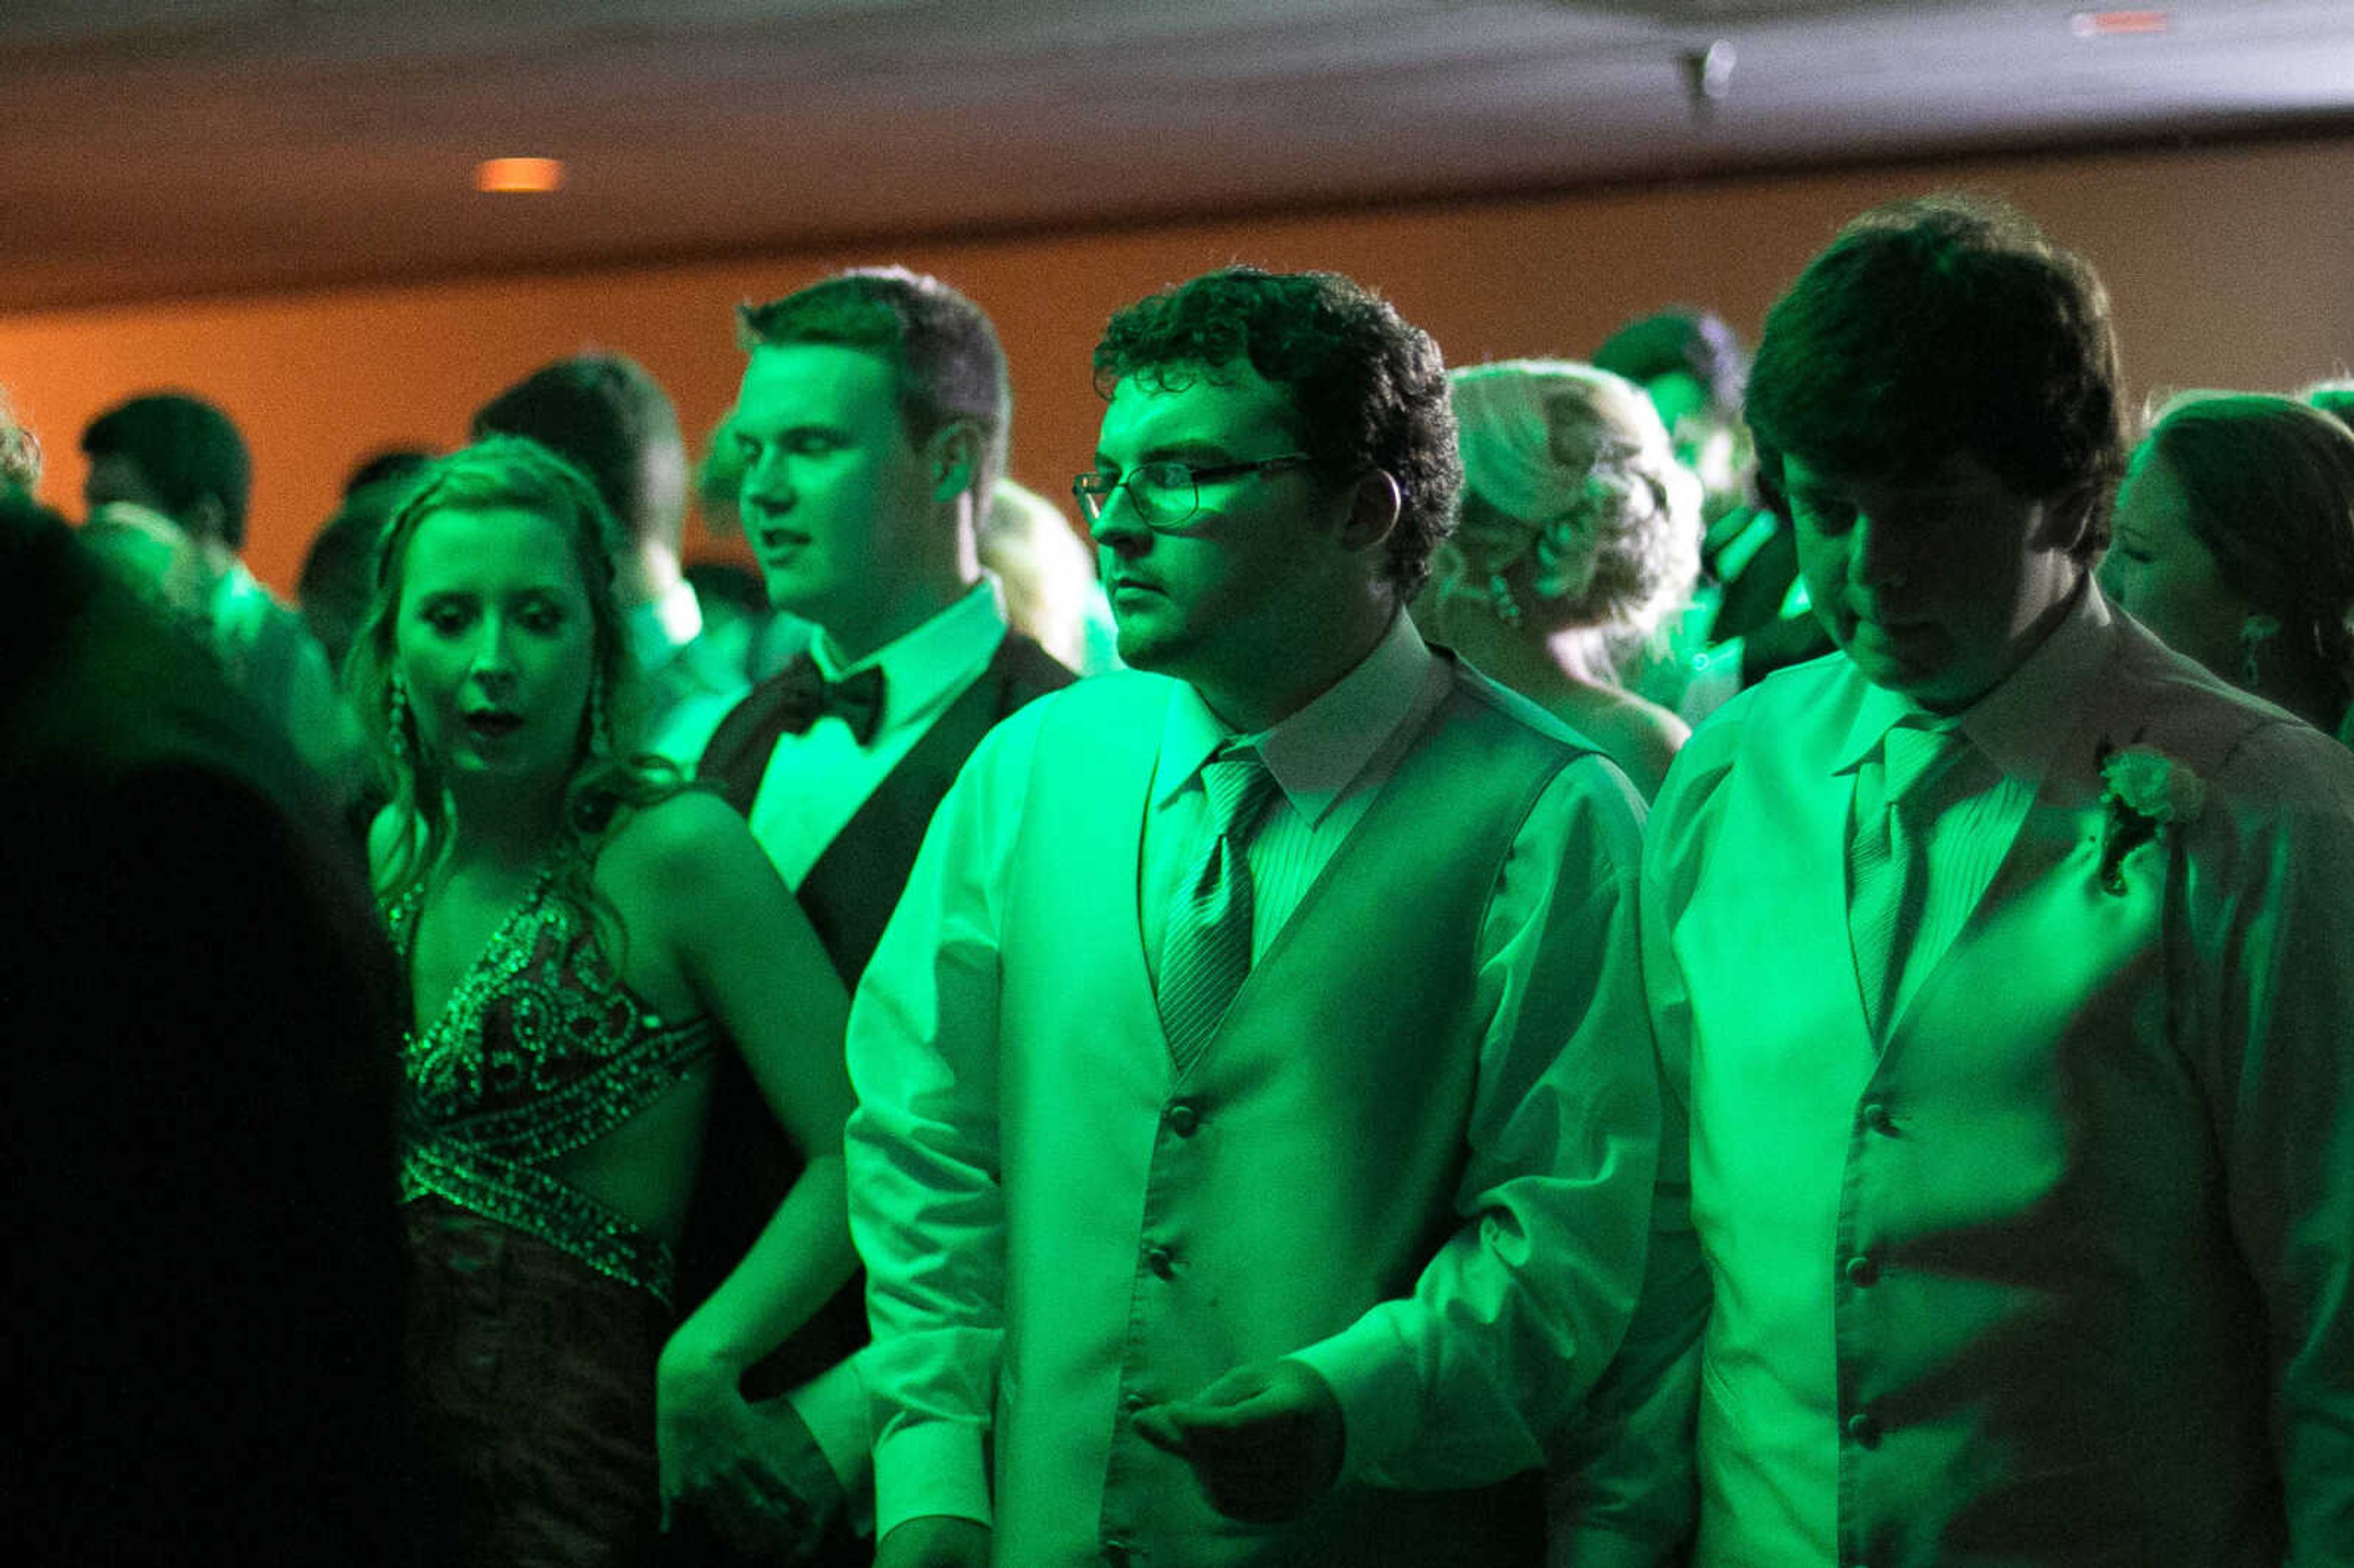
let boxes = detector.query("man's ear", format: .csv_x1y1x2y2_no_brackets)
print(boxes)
2037,477,2103,557
926,421,984,505
1340,468,1403,555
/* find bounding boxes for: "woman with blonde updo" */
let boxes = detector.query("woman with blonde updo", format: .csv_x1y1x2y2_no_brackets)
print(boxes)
1422,360,1702,798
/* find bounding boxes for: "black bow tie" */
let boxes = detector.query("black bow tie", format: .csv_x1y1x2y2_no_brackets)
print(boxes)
775,653,886,746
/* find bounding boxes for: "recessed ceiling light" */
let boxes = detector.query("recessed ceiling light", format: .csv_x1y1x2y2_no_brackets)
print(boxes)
475,157,565,194
2070,10,2170,38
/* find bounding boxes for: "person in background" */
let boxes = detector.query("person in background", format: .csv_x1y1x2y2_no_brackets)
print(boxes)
848,265,1684,1568
79,389,361,804
1591,308,1748,531
980,476,1121,674
2,386,39,492
2301,375,2354,435
300,467,425,680
351,436,858,1566
1642,192,2354,1567
1418,359,1699,798
473,351,748,759
1595,308,1830,711
344,445,437,497
2102,392,2354,745
4,394,413,1567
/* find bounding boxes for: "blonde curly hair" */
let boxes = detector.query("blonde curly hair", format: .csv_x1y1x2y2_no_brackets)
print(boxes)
0,386,39,492
1444,360,1700,645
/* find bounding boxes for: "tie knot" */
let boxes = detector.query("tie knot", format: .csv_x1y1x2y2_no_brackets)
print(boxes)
1199,748,1278,840
777,652,886,745
1881,719,1962,802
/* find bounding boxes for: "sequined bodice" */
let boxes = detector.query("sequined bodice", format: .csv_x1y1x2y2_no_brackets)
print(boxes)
387,864,718,1303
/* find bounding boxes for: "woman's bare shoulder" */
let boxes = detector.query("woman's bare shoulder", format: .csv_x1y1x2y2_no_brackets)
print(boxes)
598,787,761,886
1553,685,1689,801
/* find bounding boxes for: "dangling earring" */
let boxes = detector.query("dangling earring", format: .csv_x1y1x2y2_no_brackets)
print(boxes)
387,677,412,766
2238,613,2281,689
1487,571,1525,631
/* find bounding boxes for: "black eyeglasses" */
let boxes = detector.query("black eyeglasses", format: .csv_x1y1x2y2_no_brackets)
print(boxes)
1072,454,1314,531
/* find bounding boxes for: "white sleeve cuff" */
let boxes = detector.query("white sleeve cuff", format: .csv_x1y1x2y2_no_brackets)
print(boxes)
871,1417,994,1538
1284,1307,1422,1482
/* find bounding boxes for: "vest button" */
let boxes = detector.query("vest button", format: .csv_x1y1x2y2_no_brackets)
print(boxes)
1145,1244,1176,1279
1846,1411,1883,1448
1844,1252,1881,1287
1121,1391,1146,1414
1167,1102,1200,1137
1860,1102,1896,1135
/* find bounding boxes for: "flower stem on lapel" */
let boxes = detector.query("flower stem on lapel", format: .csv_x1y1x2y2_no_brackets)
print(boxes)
2095,738,2206,896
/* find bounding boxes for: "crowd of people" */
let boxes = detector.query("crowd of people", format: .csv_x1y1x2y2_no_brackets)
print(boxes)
4,188,2352,1568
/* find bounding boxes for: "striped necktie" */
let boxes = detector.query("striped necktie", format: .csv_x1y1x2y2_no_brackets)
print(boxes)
1846,718,1961,1038
1157,747,1281,1072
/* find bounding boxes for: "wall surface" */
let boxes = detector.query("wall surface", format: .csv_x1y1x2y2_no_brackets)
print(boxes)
2,134,2347,596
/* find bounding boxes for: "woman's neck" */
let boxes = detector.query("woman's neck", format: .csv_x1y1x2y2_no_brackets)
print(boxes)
1440,590,1617,696
441,778,567,873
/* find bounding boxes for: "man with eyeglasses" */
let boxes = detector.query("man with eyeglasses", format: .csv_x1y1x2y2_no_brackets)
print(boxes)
844,267,1693,1567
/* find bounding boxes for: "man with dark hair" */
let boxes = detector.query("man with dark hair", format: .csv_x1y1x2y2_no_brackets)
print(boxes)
674,268,1072,1561
1592,308,1746,485
471,351,747,756
82,390,254,547
78,390,358,803
844,266,1679,1567
1644,195,2354,1566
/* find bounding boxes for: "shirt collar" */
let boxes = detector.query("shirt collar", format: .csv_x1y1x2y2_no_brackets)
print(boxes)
1156,609,1436,826
810,579,1007,731
1830,578,2116,786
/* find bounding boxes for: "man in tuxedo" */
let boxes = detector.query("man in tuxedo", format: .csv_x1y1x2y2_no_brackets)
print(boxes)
674,268,1072,1560
1642,196,2354,1566
845,267,1686,1568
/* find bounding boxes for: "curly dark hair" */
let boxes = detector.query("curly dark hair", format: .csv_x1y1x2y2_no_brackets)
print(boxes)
1745,194,2126,563
1092,266,1460,598
345,436,680,910
737,267,1009,500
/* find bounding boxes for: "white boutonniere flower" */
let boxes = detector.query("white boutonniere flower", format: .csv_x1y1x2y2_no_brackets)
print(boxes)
2096,740,2206,895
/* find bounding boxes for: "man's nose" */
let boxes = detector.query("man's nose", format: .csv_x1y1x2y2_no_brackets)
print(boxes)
1851,512,1910,589
1087,487,1149,553
742,450,793,514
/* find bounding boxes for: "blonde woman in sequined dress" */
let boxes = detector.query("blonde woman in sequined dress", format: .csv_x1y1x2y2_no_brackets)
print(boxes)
348,437,855,1567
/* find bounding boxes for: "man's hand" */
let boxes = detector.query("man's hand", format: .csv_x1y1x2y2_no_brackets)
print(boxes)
875,1513,991,1567
1132,1360,1346,1523
657,1353,845,1558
